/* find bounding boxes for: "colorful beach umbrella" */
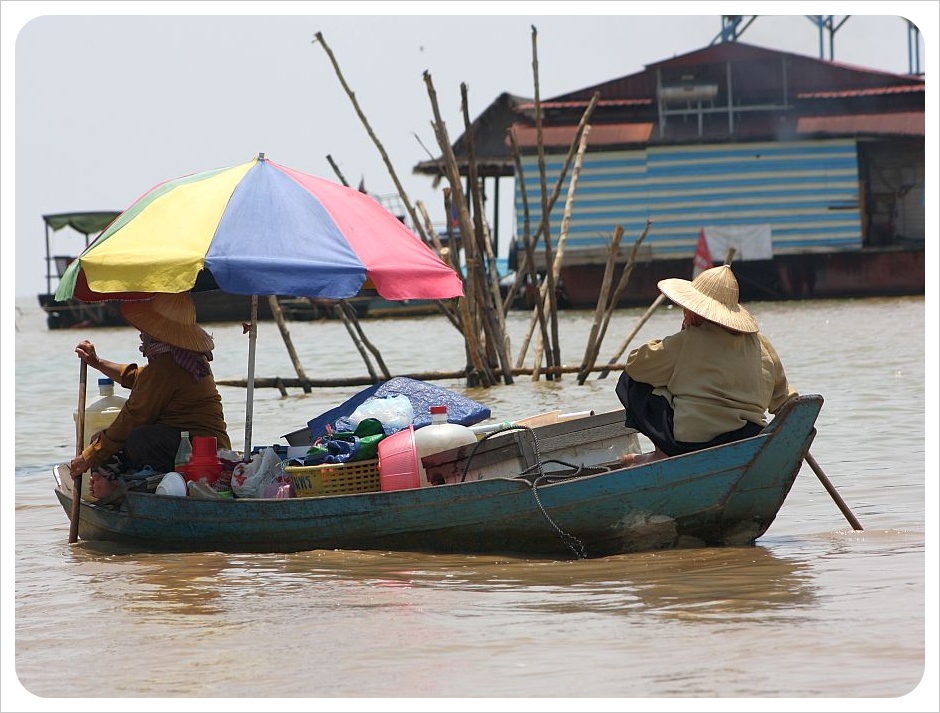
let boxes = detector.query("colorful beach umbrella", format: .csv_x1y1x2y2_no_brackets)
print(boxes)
55,154,464,457
56,153,464,303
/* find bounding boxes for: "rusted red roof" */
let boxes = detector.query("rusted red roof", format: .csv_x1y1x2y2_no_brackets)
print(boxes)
797,112,924,136
798,84,925,99
517,98,653,110
509,122,654,148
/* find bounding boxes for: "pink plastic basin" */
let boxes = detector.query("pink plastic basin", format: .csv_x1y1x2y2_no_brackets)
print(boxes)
378,425,420,491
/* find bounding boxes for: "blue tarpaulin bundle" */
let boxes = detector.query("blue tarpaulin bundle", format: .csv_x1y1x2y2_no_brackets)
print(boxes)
304,377,491,442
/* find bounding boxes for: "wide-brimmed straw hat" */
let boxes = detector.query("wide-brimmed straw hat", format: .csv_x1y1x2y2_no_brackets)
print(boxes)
657,265,759,333
120,293,214,352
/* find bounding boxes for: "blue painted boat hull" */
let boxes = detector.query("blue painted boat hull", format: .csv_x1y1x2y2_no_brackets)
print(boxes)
54,395,822,559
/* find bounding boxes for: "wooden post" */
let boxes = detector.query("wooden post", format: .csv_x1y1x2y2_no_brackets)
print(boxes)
580,220,652,379
334,303,380,381
507,129,552,371
577,225,624,384
69,361,88,543
530,25,562,379
530,125,591,380
423,69,496,387
267,295,312,393
596,294,665,380
314,31,430,245
459,82,514,385
341,301,392,380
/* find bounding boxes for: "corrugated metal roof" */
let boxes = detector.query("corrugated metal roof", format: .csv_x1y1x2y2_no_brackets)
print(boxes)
797,112,925,136
510,122,654,149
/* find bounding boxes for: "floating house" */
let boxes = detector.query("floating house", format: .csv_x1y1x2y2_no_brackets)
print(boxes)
415,39,925,307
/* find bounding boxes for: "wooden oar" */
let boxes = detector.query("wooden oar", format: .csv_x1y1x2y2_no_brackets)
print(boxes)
69,361,88,543
805,451,864,531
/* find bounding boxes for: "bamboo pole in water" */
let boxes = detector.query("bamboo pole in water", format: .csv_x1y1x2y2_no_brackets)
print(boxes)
596,294,666,380
217,361,631,391
507,129,553,371
530,125,591,380
423,69,497,387
577,225,625,384
508,94,600,368
578,220,652,380
501,91,600,312
460,84,508,328
317,30,468,342
529,25,562,379
340,301,392,380
459,82,514,385
333,303,379,381
314,31,429,246
267,295,312,393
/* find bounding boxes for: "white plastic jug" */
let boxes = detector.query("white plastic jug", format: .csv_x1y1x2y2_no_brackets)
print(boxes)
73,378,127,502
413,405,477,487
75,378,127,448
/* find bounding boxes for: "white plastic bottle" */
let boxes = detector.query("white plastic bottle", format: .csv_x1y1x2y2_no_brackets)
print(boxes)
413,405,477,487
75,378,126,449
175,431,193,473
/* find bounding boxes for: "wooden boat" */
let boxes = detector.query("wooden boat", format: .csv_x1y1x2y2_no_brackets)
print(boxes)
53,395,823,559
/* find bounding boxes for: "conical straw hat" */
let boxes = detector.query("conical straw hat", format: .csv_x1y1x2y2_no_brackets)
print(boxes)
120,293,214,352
657,265,759,333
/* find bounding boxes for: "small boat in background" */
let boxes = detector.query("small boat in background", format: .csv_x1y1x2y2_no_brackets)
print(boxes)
276,294,440,321
37,211,282,329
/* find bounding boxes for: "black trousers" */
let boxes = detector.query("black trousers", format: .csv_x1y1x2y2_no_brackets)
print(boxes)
615,372,763,457
122,424,183,473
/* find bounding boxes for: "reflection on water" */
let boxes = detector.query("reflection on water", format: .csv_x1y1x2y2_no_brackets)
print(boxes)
65,543,817,627
282,545,820,619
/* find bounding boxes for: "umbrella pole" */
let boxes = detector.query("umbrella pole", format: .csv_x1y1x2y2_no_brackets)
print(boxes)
244,296,258,460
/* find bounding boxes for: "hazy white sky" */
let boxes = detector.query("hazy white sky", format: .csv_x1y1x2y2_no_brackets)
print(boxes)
4,2,934,301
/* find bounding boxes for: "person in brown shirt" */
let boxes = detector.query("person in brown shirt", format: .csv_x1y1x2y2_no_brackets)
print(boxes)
69,293,231,499
616,265,796,467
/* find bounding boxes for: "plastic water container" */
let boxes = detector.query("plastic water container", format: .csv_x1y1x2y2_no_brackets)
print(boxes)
413,405,477,487
185,435,222,486
73,378,126,502
75,378,126,449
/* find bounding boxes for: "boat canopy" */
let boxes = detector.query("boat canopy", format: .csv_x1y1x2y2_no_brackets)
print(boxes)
43,211,121,235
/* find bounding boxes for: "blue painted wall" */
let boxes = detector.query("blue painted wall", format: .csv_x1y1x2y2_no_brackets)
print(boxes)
514,138,863,258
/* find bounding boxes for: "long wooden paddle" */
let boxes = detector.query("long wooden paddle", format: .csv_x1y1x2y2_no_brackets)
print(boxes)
69,361,88,543
805,451,864,531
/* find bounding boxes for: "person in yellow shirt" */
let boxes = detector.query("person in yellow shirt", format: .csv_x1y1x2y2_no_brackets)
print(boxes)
617,265,797,467
69,293,231,500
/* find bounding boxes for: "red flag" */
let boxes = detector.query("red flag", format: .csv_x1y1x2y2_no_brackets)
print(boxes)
692,228,712,278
